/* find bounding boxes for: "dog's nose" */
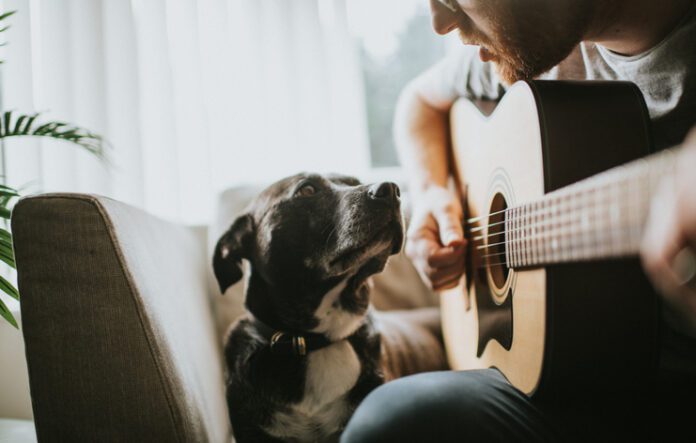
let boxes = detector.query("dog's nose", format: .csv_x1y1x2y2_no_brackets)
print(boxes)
369,182,400,202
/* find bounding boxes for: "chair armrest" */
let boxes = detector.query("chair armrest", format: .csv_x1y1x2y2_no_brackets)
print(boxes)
12,194,230,442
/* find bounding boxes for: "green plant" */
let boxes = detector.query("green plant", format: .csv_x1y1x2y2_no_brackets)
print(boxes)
0,10,107,328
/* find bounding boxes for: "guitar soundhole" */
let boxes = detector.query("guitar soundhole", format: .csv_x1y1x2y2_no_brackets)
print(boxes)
488,192,509,290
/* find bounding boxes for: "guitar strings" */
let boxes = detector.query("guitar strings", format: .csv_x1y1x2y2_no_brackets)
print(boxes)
471,210,620,245
462,146,676,237
455,149,677,275
462,149,671,228
466,199,647,271
464,185,644,239
474,210,643,259
473,248,637,271
468,204,643,248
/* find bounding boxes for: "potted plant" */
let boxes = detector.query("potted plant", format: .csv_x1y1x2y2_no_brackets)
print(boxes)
0,9,107,328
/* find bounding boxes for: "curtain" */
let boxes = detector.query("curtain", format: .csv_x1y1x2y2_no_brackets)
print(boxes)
1,0,370,225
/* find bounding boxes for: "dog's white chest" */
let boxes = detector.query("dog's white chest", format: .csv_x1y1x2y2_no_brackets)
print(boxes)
266,340,361,441
304,340,361,407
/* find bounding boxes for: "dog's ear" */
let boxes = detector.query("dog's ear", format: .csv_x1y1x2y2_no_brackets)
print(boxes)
213,214,254,294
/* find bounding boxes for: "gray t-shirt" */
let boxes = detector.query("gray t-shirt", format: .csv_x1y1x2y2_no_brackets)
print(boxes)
423,6,696,375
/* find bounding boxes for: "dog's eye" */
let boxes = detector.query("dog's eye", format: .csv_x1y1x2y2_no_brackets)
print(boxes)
295,183,316,197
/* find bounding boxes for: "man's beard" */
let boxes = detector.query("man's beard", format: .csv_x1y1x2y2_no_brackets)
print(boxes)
460,4,593,84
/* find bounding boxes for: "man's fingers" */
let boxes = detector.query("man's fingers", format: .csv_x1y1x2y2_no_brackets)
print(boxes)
640,176,696,325
433,204,464,247
406,235,439,265
427,241,466,267
428,261,465,285
641,177,684,292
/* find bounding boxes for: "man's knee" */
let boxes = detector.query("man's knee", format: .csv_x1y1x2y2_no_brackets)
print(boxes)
341,369,506,443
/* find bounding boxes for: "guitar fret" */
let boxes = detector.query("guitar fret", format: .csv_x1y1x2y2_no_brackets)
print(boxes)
515,206,521,267
532,204,536,264
595,184,606,258
493,145,677,270
555,195,561,261
530,203,536,266
630,164,644,250
520,205,526,266
526,203,532,266
529,203,535,266
505,206,511,267
563,194,571,262
567,194,574,261
523,204,530,267
517,206,527,266
515,206,520,267
546,199,552,263
507,208,514,268
611,180,620,255
511,206,517,267
625,175,633,253
535,201,542,265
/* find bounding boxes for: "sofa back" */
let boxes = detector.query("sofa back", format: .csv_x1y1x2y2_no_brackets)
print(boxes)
12,194,230,443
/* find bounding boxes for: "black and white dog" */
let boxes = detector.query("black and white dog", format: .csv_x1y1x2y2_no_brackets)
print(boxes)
213,173,446,443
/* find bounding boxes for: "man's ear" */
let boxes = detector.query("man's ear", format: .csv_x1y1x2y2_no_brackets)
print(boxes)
213,214,254,294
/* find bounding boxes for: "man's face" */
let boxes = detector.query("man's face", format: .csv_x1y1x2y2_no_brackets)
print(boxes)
430,0,593,84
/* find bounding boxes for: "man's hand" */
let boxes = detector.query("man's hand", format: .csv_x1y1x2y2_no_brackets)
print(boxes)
406,186,467,291
641,127,696,330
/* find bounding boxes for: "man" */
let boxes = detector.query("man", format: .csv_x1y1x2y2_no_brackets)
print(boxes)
341,0,696,441
643,127,696,332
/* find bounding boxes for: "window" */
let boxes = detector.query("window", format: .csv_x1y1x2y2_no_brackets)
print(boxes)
348,0,447,168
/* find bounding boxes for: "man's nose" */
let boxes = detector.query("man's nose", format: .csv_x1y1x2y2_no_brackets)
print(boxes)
430,0,459,35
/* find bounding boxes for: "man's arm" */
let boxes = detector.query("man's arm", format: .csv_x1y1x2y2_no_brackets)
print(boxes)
393,47,504,291
641,126,696,334
394,75,465,291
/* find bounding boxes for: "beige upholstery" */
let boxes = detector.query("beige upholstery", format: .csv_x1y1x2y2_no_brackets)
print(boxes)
13,194,230,443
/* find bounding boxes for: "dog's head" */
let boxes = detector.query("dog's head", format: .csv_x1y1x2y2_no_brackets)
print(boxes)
213,173,403,339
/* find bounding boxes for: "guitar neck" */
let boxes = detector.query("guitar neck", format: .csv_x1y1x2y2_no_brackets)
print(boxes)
504,148,677,268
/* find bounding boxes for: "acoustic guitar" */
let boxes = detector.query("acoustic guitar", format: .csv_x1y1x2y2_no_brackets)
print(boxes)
441,80,677,400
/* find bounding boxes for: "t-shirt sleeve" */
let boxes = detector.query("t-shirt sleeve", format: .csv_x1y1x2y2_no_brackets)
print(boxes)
416,45,507,107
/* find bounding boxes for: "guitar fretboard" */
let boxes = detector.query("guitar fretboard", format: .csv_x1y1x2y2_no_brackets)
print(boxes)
499,148,677,268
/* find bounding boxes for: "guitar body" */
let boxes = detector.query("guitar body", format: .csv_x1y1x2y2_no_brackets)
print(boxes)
442,80,660,400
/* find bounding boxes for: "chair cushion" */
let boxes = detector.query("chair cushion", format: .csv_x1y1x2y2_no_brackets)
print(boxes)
13,194,231,443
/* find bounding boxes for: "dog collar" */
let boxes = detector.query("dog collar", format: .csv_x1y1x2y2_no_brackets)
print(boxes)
253,319,333,357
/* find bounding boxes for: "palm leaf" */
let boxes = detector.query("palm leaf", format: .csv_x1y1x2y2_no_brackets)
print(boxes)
0,228,11,242
0,244,15,268
0,275,18,301
0,10,14,64
0,11,16,22
0,198,16,209
0,185,18,199
0,236,13,252
0,111,108,160
0,296,18,328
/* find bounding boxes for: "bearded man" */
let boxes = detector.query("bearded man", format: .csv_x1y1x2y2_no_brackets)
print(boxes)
341,0,696,441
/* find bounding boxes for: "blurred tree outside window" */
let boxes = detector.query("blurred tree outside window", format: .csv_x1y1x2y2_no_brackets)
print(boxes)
349,1,447,167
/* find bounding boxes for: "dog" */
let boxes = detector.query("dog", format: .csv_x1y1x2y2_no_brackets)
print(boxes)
213,173,447,443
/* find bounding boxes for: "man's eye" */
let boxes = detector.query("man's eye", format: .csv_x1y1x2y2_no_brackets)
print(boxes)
295,184,316,197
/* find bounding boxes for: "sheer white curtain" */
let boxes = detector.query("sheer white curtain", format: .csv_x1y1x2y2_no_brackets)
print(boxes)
1,0,370,225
